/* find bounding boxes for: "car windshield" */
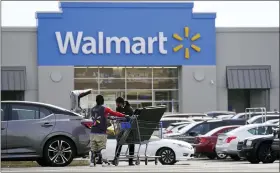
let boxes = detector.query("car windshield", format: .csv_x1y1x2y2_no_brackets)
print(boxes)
165,125,176,131
178,122,201,133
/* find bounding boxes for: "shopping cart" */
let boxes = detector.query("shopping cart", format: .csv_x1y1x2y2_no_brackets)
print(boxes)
108,106,166,166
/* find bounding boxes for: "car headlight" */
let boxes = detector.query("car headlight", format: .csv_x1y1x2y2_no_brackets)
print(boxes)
246,140,252,146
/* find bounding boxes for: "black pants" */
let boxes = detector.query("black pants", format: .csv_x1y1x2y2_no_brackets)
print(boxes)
115,143,135,163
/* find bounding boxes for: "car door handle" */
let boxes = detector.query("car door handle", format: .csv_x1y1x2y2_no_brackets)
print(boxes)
41,123,53,127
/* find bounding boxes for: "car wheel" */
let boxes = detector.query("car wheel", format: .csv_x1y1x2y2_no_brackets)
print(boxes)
216,153,228,160
158,148,176,165
206,154,217,160
43,137,76,167
36,158,50,167
246,155,260,164
258,143,277,164
229,154,241,161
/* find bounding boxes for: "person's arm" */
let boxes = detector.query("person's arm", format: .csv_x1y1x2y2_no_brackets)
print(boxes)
104,107,125,117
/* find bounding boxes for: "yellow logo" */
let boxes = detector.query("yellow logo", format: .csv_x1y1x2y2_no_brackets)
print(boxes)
172,27,201,59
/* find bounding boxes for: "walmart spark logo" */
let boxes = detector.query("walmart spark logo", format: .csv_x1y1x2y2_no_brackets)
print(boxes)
172,27,201,59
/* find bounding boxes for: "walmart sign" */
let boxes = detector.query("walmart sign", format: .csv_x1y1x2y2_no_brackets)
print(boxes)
55,31,168,55
37,2,216,66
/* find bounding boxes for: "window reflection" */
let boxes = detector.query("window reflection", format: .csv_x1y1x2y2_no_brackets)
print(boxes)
127,79,152,89
99,68,125,78
153,79,178,89
74,79,98,90
153,68,178,78
127,90,152,100
100,91,125,102
126,68,152,78
154,90,178,101
74,67,98,78
100,79,125,89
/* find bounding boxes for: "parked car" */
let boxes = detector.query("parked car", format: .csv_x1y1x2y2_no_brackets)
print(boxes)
194,125,240,160
231,111,279,120
164,122,191,134
160,117,195,130
237,134,278,164
162,113,208,118
215,124,277,161
1,100,92,167
271,127,280,154
263,119,279,125
247,114,280,124
89,135,195,165
164,119,246,144
204,111,236,117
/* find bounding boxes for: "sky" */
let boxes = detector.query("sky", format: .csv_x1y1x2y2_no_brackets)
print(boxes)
1,1,279,27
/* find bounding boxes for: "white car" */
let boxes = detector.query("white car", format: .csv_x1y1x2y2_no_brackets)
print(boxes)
264,119,279,125
247,114,280,124
215,124,277,160
231,111,279,120
164,122,191,134
92,136,195,165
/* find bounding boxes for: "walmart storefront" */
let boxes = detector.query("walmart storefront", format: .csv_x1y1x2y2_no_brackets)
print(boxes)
2,2,279,113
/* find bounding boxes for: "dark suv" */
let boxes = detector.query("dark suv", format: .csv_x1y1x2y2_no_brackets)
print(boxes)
165,119,246,144
272,127,280,153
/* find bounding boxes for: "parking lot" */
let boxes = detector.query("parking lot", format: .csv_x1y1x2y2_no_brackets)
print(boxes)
2,158,279,172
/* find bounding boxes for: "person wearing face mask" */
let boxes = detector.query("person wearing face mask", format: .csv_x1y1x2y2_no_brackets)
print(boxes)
113,97,135,166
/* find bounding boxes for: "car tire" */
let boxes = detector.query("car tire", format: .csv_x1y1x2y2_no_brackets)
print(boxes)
157,148,176,165
246,155,260,164
258,143,277,164
36,158,50,167
43,137,76,167
229,154,241,161
206,154,217,160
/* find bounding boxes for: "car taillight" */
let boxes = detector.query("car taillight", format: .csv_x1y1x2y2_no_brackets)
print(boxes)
165,130,172,134
199,137,209,144
81,122,93,129
226,136,236,143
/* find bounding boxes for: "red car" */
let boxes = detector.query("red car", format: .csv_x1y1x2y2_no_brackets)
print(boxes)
194,125,241,159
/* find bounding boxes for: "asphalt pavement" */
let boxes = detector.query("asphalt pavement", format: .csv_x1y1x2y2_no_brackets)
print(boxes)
2,158,279,172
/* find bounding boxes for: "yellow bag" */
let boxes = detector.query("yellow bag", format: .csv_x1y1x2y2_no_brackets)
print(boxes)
106,122,120,136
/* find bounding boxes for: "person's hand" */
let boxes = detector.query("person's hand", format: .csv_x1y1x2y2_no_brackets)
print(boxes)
125,115,131,121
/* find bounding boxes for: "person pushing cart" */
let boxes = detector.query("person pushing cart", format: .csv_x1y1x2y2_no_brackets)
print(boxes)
89,95,129,167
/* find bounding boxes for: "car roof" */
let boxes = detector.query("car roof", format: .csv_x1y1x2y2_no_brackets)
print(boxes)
163,113,207,117
228,123,278,134
1,101,75,114
248,114,280,121
170,122,191,126
205,111,236,114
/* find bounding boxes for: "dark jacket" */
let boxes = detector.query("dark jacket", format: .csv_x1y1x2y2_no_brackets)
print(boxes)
116,105,134,116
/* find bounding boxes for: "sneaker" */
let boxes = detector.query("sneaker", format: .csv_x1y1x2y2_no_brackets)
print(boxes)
90,163,94,167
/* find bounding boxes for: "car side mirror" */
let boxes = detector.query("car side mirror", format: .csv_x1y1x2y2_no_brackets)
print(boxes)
189,131,198,137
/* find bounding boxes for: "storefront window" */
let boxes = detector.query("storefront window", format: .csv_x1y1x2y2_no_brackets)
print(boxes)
74,67,98,78
153,67,178,78
100,91,125,102
99,67,125,78
126,68,152,78
100,79,125,89
154,90,178,101
153,79,178,89
74,66,179,112
127,90,152,100
74,79,98,90
127,79,152,89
